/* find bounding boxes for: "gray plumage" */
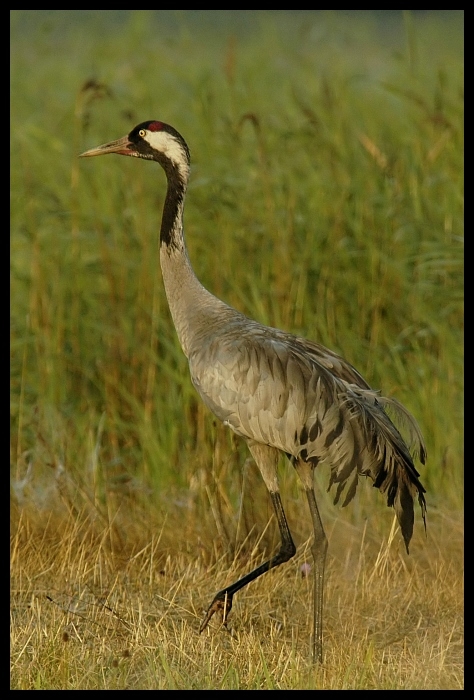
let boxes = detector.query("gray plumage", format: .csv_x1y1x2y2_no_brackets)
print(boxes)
189,318,426,549
80,120,427,663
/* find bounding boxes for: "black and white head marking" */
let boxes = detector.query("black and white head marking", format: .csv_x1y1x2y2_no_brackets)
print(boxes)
129,121,190,180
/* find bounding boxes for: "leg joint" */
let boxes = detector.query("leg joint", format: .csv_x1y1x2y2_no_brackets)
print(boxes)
272,538,296,566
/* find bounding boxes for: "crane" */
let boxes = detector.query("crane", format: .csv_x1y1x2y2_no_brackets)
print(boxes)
80,120,427,663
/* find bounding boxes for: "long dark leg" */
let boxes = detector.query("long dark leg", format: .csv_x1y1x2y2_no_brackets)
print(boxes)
200,442,296,633
199,490,295,632
294,460,328,664
304,487,328,663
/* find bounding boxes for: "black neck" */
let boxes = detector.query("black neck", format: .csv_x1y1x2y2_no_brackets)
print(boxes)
159,164,187,251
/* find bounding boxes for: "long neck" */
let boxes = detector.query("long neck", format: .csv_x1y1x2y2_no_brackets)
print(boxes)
159,165,232,358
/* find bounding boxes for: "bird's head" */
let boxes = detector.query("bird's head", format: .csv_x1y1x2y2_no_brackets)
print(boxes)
80,120,190,179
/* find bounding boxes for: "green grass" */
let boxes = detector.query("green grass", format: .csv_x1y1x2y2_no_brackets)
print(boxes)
11,10,463,690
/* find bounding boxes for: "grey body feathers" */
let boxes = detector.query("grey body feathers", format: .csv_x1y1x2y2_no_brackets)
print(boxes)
189,311,426,551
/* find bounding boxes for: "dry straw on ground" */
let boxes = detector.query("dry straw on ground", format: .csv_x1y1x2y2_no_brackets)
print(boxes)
10,475,463,690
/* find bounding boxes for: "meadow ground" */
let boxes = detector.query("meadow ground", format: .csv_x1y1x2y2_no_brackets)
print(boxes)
11,10,463,689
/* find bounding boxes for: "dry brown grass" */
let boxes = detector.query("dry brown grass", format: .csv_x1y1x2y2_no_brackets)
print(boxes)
10,484,463,690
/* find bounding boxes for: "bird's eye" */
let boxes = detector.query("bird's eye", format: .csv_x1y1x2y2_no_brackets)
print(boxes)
139,129,146,137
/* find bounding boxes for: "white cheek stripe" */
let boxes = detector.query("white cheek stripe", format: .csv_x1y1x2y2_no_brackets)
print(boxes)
147,130,186,166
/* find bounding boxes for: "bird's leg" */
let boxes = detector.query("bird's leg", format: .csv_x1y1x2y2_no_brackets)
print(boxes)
294,459,328,664
305,487,328,664
199,490,296,632
199,590,232,632
199,491,296,633
200,442,296,634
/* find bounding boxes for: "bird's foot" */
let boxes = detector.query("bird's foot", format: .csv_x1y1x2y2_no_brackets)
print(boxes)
199,590,233,633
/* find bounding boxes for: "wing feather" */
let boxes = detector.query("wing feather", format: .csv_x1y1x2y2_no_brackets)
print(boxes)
188,319,426,551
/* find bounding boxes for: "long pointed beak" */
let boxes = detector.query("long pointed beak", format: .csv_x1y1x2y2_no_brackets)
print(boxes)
79,135,135,158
